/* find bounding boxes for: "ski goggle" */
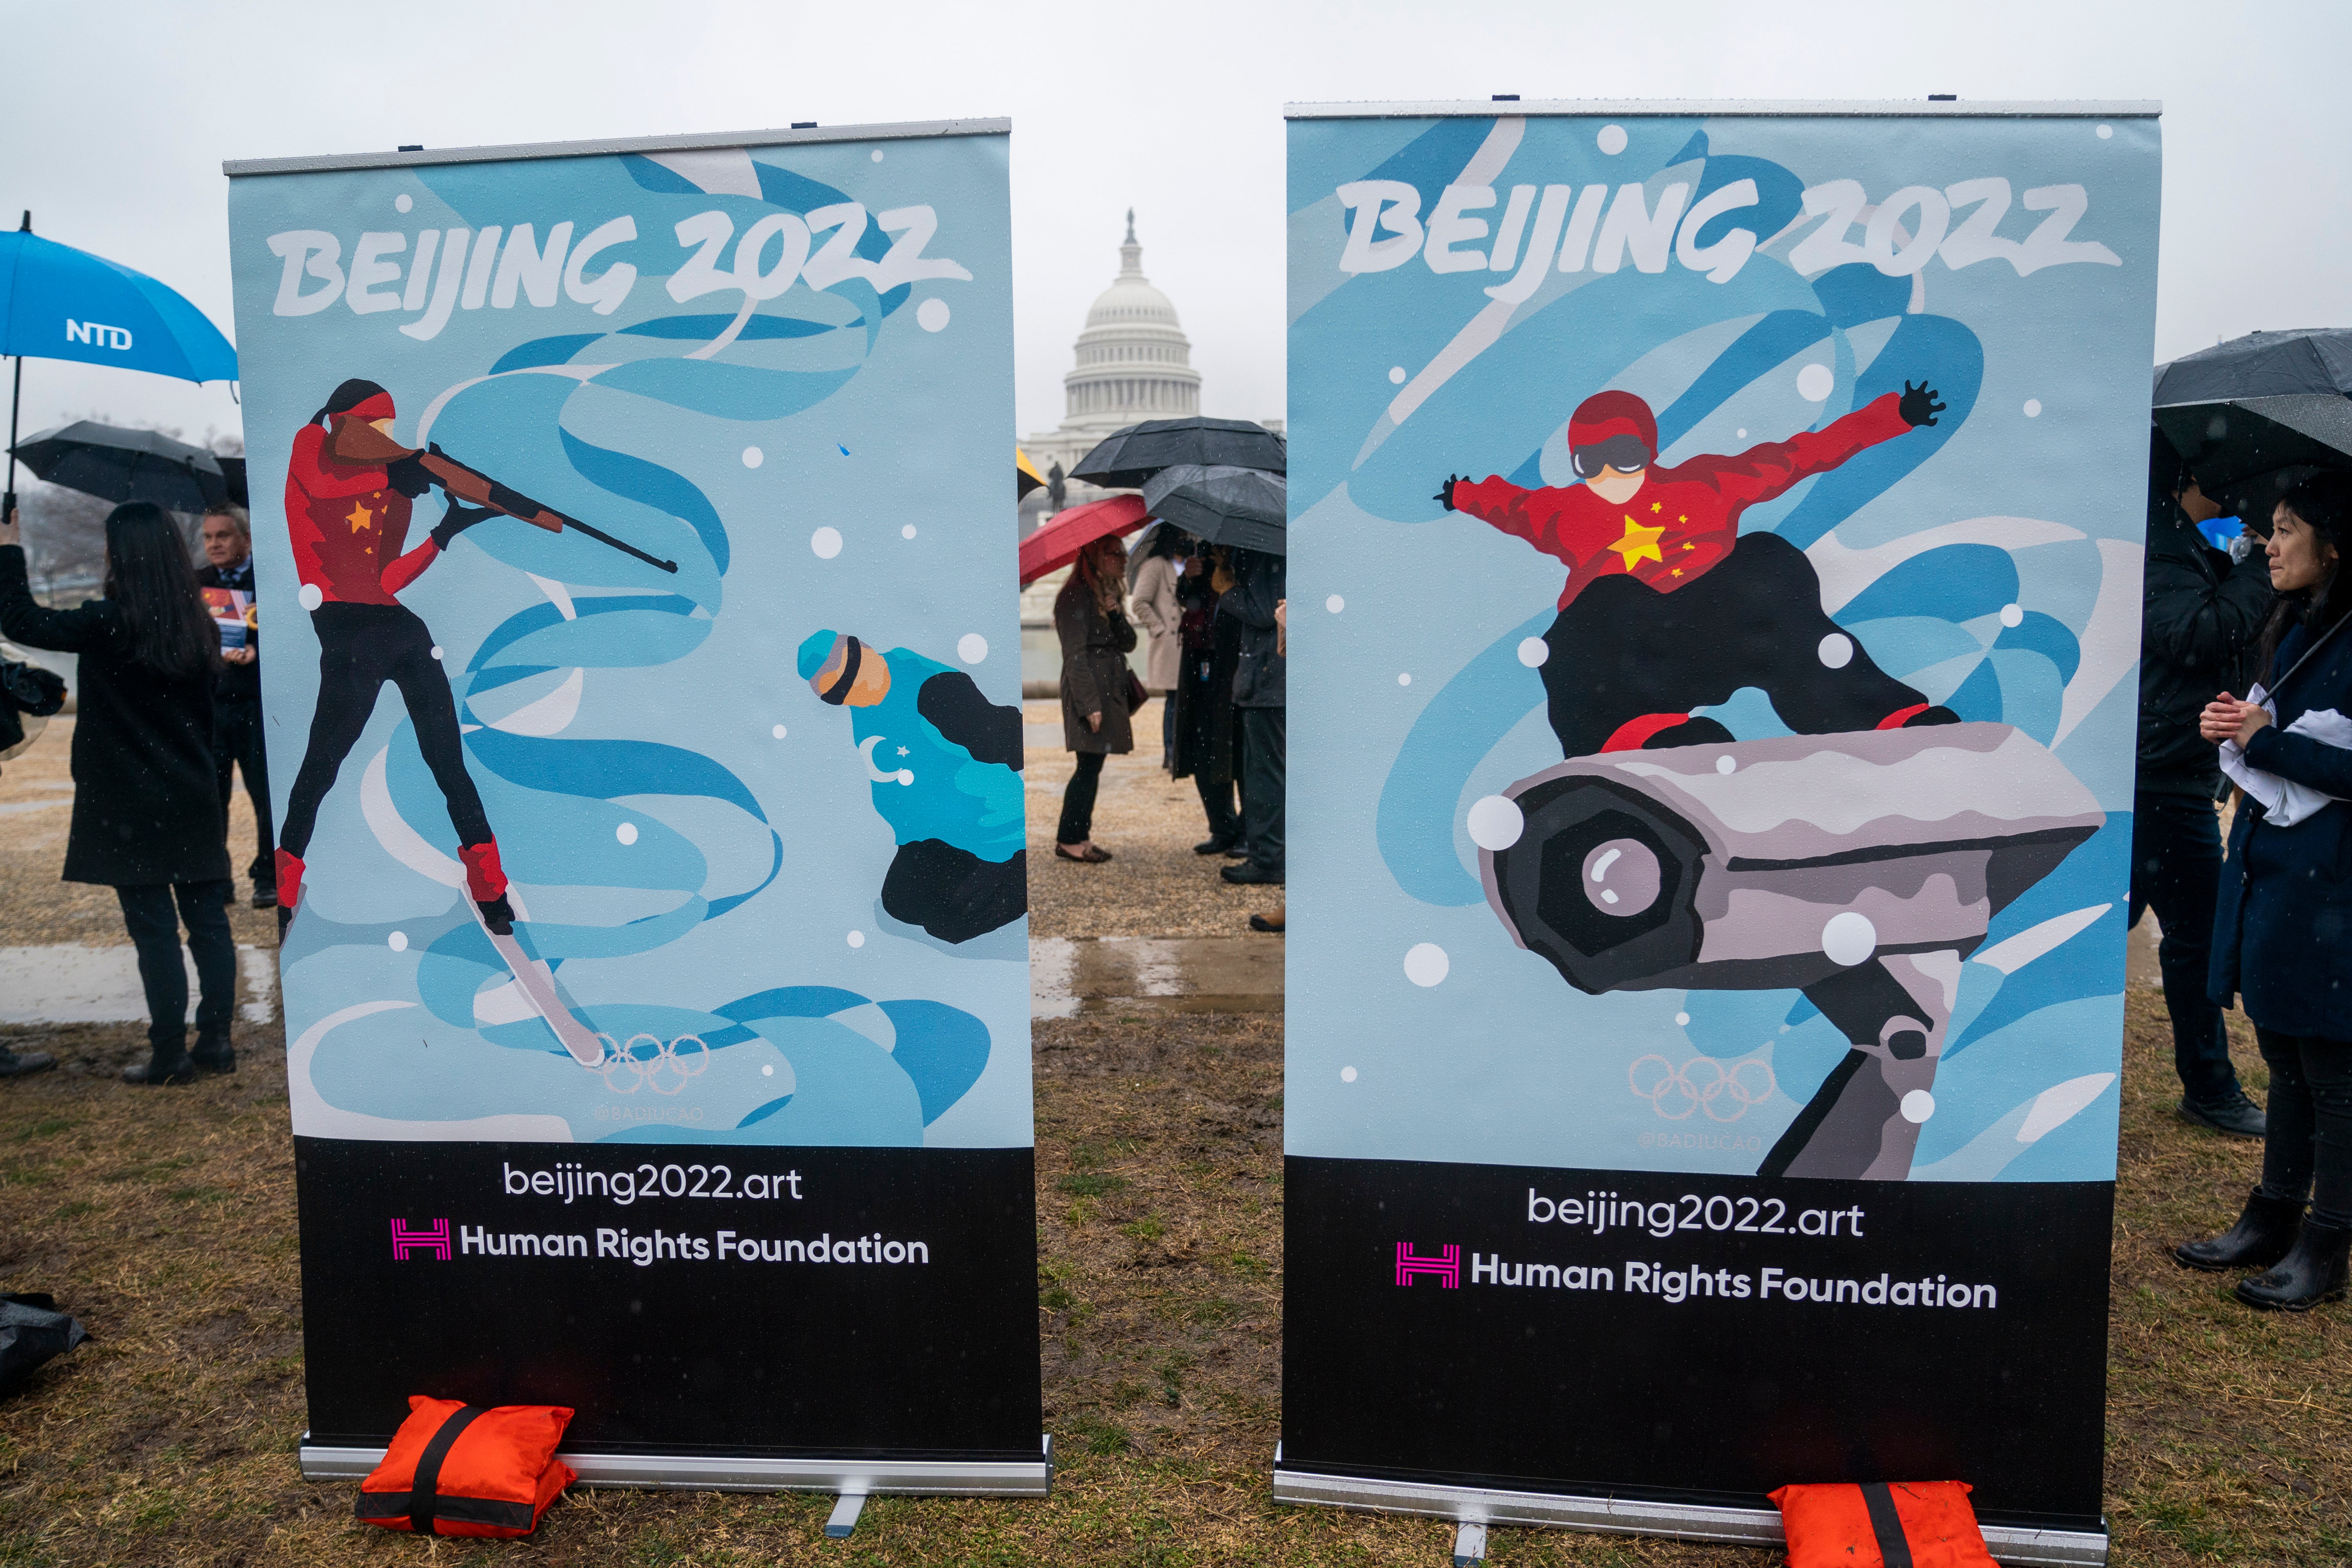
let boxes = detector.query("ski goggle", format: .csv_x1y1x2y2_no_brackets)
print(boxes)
1570,435,1653,478
818,636,863,704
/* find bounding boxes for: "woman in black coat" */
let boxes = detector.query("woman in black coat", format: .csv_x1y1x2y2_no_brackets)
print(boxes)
0,502,236,1085
1053,534,1138,863
2177,473,2352,1308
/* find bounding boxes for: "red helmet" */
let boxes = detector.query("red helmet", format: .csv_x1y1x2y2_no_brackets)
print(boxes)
1566,390,1658,476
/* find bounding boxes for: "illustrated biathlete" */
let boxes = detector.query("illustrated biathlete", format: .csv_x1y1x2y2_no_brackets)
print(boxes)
274,379,514,933
1435,380,1958,758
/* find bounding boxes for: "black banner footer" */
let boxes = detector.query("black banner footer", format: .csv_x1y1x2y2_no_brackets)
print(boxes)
296,1138,1042,1460
1282,1156,2110,1531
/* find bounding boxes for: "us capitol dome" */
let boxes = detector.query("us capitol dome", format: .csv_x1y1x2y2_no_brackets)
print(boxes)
1018,212,1275,530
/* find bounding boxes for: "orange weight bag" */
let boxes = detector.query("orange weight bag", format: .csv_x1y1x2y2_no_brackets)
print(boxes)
357,1397,576,1538
1767,1480,1996,1568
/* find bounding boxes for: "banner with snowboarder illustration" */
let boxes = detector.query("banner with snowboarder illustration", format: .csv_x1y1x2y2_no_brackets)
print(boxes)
1279,103,2156,1551
226,121,1045,1485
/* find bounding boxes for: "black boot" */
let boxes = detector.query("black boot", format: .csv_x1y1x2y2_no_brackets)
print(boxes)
2237,1217,2352,1311
2177,1188,2304,1271
122,1043,197,1086
477,893,516,936
191,1028,236,1076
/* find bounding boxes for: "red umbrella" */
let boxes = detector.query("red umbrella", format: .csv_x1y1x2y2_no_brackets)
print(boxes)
1017,493,1147,586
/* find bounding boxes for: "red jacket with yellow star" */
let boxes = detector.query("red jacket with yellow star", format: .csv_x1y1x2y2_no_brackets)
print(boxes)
1453,393,1912,611
284,423,441,607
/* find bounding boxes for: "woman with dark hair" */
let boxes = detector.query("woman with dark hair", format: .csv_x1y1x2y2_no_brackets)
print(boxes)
1053,533,1137,863
2179,471,2352,1308
0,501,236,1084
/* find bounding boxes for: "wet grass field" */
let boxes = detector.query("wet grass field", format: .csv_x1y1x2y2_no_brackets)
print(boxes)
0,724,2345,1564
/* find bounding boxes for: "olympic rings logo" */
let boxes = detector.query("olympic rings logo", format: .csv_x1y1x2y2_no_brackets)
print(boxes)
1629,1054,1776,1121
588,1033,711,1097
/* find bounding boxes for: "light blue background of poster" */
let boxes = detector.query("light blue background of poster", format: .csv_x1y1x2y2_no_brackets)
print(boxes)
226,128,1029,1149
1284,110,2160,1183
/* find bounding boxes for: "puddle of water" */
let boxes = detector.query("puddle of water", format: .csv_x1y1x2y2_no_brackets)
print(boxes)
0,944,278,1026
1031,935,1280,1018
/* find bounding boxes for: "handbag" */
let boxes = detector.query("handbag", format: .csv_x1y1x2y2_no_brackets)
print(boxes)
1125,670,1150,715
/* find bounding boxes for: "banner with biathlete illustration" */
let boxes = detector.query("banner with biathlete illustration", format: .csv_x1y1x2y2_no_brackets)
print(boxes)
225,121,1042,1473
1282,104,2157,1544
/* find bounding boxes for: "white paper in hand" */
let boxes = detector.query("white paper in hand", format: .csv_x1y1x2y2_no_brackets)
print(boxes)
2220,686,2352,827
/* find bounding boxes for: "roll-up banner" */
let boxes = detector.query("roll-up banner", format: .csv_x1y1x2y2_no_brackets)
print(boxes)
224,120,1047,1494
1280,101,2157,1562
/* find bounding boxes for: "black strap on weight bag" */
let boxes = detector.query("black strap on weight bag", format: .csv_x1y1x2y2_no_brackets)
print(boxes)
407,1403,487,1536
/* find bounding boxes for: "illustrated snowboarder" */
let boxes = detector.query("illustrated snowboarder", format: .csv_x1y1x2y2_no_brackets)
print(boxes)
799,630,1027,943
274,379,519,933
1435,381,1957,757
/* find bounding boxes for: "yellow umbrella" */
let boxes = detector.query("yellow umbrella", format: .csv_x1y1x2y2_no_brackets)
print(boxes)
1016,447,1045,500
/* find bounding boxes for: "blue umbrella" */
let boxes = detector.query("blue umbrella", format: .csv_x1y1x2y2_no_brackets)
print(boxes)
0,211,238,513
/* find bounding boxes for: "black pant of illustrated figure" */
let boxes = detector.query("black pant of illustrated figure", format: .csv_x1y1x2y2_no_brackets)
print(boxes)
1540,532,1933,758
280,601,493,861
116,880,236,1056
2129,791,2245,1104
2255,1028,2352,1230
214,696,274,890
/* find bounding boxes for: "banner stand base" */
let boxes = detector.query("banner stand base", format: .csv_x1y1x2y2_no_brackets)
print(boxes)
300,1434,1054,1499
1271,1451,2107,1566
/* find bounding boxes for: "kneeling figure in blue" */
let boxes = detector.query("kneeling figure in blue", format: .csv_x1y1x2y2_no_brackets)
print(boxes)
799,630,1028,944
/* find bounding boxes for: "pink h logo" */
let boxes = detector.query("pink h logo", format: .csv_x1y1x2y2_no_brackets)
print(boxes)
391,1219,451,1261
1395,1242,1460,1288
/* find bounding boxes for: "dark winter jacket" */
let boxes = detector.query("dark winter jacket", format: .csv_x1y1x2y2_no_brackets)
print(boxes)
0,545,229,887
2209,615,2352,1039
1054,578,1139,755
2139,504,2271,796
196,558,262,703
1229,549,1286,709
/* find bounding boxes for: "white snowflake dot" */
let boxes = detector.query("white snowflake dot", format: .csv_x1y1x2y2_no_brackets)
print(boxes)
1818,632,1854,669
847,929,865,948
895,768,914,786
742,445,764,468
957,633,988,665
1736,429,1748,439
615,822,639,846
388,931,409,952
2096,124,2114,139
429,645,444,661
1518,637,1550,668
810,526,843,559
901,524,918,540
916,298,950,332
1674,1011,1690,1026
1341,1066,1359,1083
771,724,788,740
1596,124,1628,155
1403,943,1451,987
1822,911,1878,967
1388,366,1407,385
1796,363,1835,402
762,1063,776,1076
1715,755,1736,775
1901,1089,1937,1123
298,582,324,611
1397,672,1412,687
870,149,885,162
2023,399,2043,418
2000,603,2025,627
1326,594,1345,614
1467,795,1524,851
394,193,413,214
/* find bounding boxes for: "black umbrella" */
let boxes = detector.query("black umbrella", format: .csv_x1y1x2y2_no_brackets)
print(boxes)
12,421,239,513
2153,329,2352,525
1072,417,1286,489
1142,464,1286,556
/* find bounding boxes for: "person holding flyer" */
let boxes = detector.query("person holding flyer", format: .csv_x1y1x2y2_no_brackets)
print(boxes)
2182,473,2352,1310
197,504,274,908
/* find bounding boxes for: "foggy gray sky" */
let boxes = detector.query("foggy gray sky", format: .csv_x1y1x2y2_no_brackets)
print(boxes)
2,0,2344,449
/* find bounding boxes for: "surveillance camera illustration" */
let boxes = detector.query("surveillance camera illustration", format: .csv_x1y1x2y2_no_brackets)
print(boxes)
1478,725,2103,1179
